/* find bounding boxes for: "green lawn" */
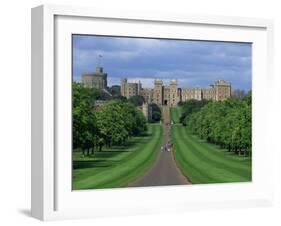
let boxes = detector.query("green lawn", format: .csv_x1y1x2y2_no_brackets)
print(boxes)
73,124,163,189
170,106,181,124
170,107,252,184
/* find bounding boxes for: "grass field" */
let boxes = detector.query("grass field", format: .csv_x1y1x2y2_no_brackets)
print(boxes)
170,107,252,184
73,124,163,189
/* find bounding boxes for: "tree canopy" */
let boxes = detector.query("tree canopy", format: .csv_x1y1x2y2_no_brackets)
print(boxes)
128,95,145,106
73,82,147,155
179,99,210,125
182,94,252,156
148,103,162,123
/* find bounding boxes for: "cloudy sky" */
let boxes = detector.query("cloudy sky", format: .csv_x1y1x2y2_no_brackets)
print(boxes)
73,35,252,91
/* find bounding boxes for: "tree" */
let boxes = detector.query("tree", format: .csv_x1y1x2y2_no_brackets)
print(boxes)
95,101,147,151
119,102,147,136
185,94,252,157
96,101,129,150
148,103,161,123
128,95,145,106
72,82,98,155
73,82,148,155
180,99,210,125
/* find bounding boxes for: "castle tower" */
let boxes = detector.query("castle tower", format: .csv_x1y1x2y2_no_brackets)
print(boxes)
137,80,142,95
169,80,179,107
120,78,142,99
214,80,231,101
120,78,127,97
153,79,163,105
82,67,107,89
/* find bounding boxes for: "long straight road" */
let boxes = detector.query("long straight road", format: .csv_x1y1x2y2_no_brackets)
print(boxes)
128,105,191,187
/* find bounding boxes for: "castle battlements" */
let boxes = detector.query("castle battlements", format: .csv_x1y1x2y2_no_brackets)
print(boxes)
121,78,231,107
81,67,231,107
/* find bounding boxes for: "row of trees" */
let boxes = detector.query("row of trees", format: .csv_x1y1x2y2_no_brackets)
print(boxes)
73,82,147,156
178,99,210,125
183,93,252,156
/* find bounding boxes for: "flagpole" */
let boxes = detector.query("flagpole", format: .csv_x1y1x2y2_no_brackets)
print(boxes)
98,54,102,67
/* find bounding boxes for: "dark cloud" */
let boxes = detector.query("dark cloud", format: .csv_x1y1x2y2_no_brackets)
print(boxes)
73,35,252,91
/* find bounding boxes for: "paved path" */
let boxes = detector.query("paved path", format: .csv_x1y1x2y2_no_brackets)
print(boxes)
128,105,191,187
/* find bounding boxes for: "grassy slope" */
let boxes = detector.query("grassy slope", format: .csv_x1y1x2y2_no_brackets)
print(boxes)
73,124,163,189
170,107,252,184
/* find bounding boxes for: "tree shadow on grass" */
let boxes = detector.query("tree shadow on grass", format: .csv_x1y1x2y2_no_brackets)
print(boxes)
104,136,150,150
138,132,151,137
73,159,120,169
73,132,152,170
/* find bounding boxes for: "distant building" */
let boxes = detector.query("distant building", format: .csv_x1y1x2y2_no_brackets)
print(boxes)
181,80,231,102
213,80,232,101
81,65,231,107
153,79,164,106
202,87,215,100
120,79,142,99
160,80,181,107
140,88,153,104
121,78,231,107
182,87,203,101
82,67,107,89
169,80,180,107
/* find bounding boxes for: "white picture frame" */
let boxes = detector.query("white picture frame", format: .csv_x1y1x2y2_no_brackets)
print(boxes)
31,4,274,221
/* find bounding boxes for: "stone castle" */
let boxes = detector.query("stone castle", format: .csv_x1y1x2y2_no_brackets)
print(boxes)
82,67,232,108
82,67,107,89
121,78,231,107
